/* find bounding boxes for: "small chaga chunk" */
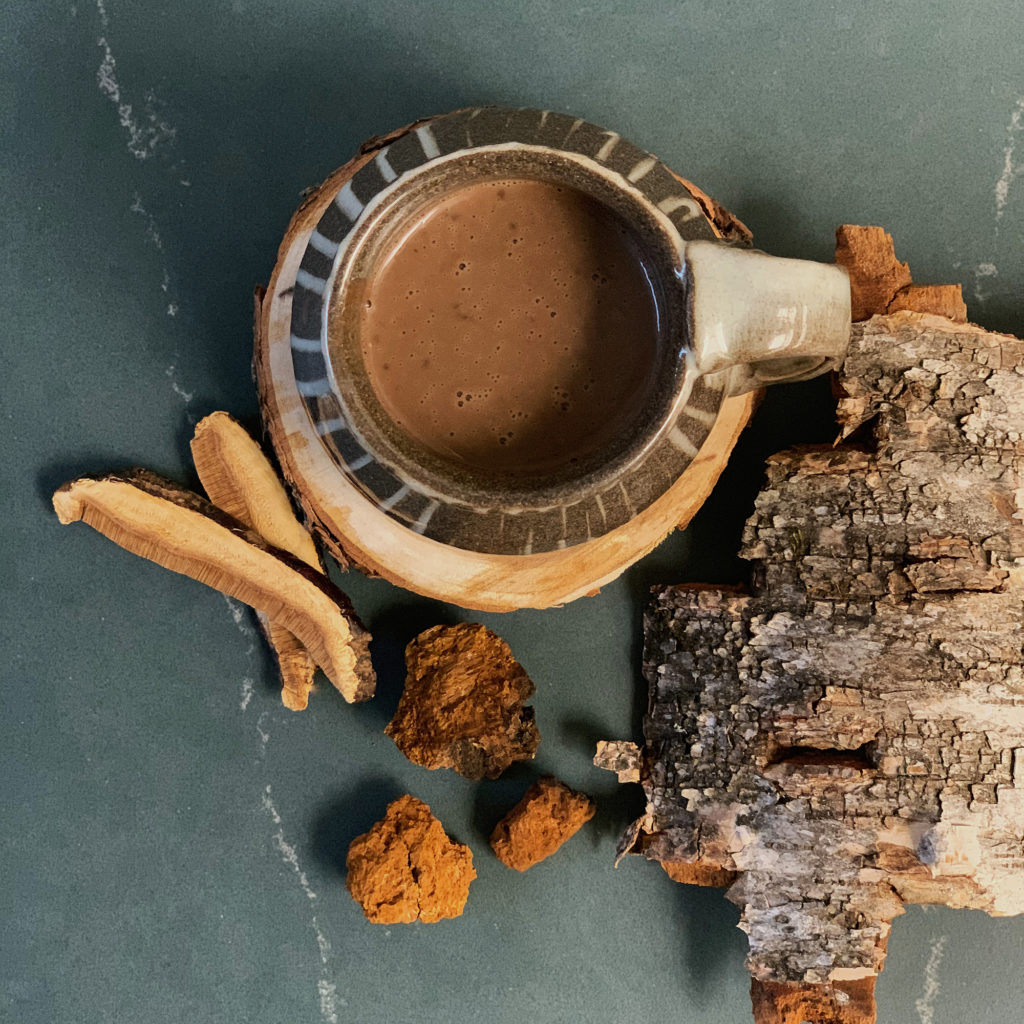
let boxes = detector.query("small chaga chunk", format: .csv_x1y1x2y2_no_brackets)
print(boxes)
489,776,595,871
345,795,475,924
386,624,539,780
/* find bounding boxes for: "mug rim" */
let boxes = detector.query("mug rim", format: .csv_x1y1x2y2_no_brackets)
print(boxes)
327,148,689,507
288,106,727,556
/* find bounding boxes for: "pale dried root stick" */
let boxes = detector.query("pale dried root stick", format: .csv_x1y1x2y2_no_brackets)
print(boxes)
192,411,321,710
53,469,375,703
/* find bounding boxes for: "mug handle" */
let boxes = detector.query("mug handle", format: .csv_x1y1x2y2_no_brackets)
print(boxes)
684,240,851,398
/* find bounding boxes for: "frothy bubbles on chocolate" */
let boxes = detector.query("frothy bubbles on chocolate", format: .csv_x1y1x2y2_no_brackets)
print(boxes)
359,178,664,479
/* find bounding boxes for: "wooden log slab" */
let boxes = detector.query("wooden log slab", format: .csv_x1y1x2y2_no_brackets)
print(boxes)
254,125,756,611
600,310,1024,1024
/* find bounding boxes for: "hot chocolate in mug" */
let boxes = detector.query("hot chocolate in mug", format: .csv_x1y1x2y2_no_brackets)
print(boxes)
287,106,850,556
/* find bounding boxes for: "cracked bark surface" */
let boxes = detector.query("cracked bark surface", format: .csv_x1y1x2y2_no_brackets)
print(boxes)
599,309,1024,1024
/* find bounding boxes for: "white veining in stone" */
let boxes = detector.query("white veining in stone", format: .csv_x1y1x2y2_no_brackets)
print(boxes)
914,934,948,1024
995,97,1024,221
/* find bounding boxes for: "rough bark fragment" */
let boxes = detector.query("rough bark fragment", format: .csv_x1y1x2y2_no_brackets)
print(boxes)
489,776,595,871
887,283,967,321
345,795,475,924
673,174,754,247
751,978,877,1024
53,470,375,702
594,740,642,783
386,624,539,780
835,225,970,325
661,860,738,887
191,411,322,710
600,312,1024,1024
834,225,912,320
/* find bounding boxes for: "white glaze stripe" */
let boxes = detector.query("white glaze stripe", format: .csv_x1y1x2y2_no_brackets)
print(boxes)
334,181,363,221
294,268,326,296
374,149,397,182
380,484,411,510
296,378,332,397
627,155,658,182
619,482,636,518
290,333,323,353
412,500,440,534
415,125,441,159
307,230,340,258
668,425,699,455
658,195,702,221
687,406,718,426
316,417,346,435
595,132,619,162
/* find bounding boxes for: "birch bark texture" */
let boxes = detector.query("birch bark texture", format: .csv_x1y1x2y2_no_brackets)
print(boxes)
600,294,1024,1021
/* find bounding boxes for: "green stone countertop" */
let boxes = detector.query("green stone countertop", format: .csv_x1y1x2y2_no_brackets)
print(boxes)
4,2,1023,1022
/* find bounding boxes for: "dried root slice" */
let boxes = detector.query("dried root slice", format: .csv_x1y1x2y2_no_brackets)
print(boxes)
191,411,320,564
260,619,317,711
191,411,321,710
52,469,374,702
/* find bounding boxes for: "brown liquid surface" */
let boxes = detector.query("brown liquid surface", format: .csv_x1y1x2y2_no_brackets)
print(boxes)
358,178,663,477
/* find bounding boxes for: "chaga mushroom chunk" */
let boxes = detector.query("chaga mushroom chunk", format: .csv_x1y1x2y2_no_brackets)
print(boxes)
345,795,475,924
386,623,540,780
489,776,595,871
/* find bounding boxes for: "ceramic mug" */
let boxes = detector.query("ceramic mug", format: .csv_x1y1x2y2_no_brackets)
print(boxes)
289,106,850,556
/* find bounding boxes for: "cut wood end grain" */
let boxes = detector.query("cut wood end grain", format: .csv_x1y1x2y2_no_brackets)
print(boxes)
53,469,374,703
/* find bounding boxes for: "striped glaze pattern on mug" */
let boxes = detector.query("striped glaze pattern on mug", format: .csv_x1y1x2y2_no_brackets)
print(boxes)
288,106,725,556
